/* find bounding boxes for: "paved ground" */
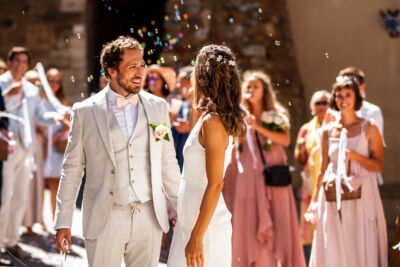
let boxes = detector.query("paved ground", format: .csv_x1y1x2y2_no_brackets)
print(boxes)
2,190,167,267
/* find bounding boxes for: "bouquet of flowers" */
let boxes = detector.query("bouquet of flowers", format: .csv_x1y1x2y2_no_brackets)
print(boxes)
260,111,290,150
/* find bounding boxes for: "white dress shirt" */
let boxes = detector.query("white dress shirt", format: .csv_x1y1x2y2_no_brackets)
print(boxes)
106,87,138,139
107,87,142,203
356,100,384,136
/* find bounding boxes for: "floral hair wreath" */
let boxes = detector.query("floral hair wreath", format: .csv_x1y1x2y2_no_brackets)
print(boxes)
197,47,237,86
203,54,236,72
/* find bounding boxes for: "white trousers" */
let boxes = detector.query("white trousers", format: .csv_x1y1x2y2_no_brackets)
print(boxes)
0,143,33,247
85,201,163,267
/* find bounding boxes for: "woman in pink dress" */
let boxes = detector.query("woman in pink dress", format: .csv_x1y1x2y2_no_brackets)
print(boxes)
308,79,387,267
231,70,306,267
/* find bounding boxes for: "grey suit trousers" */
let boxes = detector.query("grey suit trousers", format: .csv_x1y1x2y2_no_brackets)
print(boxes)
84,201,163,267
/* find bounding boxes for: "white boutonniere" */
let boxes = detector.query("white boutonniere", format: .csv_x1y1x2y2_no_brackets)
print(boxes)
150,122,170,142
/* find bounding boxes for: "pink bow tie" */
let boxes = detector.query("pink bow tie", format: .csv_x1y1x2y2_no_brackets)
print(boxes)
116,94,138,108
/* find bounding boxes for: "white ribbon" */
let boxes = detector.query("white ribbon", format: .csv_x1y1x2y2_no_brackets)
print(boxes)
43,125,53,174
336,128,347,211
246,125,258,169
235,141,244,174
35,62,71,115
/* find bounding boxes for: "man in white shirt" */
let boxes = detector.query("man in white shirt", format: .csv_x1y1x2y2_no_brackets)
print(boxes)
54,36,181,267
337,67,384,136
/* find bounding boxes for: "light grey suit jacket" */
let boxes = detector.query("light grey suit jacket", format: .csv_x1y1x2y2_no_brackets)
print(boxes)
54,88,181,239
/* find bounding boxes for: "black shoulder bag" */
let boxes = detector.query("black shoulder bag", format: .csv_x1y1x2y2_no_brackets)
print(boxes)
254,131,292,186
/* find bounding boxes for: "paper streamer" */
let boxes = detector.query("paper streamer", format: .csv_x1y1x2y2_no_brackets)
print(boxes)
35,62,71,115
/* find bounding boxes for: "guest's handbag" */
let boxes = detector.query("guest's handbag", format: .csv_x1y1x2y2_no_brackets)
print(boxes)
55,138,68,154
323,160,362,202
255,131,292,186
55,130,69,154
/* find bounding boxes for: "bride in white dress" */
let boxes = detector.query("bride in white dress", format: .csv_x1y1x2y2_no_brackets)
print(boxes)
167,45,246,267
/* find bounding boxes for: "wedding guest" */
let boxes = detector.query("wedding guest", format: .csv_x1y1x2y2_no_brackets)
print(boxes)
43,68,70,220
231,70,306,267
143,64,176,102
308,79,387,267
0,47,63,260
0,59,7,75
171,66,193,171
22,70,45,234
294,90,330,262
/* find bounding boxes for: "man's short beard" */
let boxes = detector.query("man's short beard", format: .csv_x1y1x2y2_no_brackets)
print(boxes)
116,76,140,95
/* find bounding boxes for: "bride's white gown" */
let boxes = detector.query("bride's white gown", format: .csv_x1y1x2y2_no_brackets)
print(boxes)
167,116,234,267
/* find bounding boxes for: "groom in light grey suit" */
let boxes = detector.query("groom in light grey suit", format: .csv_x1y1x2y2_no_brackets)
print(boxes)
54,36,181,267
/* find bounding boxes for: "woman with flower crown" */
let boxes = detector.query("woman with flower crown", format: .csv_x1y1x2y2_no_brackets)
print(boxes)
228,70,306,267
307,79,386,267
167,45,246,267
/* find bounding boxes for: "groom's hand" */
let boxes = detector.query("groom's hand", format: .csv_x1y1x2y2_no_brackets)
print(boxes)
55,228,72,253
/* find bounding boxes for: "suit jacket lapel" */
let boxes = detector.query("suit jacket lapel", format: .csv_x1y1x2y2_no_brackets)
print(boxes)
92,87,116,167
139,91,157,178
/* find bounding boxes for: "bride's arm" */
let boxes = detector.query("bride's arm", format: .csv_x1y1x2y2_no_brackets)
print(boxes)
185,114,228,267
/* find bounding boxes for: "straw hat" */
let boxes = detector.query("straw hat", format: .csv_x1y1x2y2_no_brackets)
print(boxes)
142,64,176,92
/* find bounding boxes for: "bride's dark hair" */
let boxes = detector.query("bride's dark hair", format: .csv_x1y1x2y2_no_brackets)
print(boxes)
193,44,246,137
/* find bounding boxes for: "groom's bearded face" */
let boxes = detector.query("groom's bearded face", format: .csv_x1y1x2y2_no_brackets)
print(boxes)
115,49,145,95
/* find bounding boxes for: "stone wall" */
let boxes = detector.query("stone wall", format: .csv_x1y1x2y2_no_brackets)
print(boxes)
0,0,87,102
161,0,308,188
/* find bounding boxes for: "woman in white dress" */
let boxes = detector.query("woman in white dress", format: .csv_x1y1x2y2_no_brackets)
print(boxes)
168,45,246,267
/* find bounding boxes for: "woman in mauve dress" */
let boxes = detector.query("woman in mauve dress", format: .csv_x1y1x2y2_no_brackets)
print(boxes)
231,70,306,267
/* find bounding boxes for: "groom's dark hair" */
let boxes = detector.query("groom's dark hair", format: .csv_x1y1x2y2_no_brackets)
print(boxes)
100,36,144,79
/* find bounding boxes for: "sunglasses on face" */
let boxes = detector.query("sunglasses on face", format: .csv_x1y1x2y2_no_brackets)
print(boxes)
315,100,328,106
